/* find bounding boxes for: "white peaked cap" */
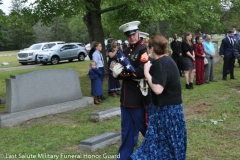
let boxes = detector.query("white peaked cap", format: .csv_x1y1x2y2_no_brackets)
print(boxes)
140,32,149,38
119,21,141,35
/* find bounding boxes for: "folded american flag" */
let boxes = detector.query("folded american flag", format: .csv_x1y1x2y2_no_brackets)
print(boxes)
116,50,136,72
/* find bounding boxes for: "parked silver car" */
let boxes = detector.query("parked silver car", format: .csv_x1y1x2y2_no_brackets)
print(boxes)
37,43,88,65
17,41,65,65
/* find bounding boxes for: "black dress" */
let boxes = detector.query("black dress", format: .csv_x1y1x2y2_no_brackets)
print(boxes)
107,49,121,94
181,41,195,70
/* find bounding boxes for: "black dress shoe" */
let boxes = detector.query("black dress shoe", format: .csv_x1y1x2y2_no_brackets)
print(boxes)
100,95,107,100
230,77,236,80
222,77,227,80
186,84,190,89
189,82,193,89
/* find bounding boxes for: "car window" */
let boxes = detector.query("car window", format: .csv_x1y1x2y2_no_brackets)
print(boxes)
29,44,42,50
48,43,56,48
49,45,60,51
72,45,78,49
61,45,72,50
77,43,84,47
42,44,50,50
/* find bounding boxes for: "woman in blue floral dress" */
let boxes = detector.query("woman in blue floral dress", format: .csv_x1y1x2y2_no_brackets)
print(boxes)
131,35,187,160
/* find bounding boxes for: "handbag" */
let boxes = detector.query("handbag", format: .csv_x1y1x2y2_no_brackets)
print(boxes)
204,57,208,65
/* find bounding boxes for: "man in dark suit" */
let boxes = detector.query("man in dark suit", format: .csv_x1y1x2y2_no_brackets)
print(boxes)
171,33,183,76
219,30,236,80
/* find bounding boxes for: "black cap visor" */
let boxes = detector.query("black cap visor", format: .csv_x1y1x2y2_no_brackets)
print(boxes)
124,29,138,36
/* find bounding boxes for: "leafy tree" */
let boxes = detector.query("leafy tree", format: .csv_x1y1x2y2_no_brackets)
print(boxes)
0,4,8,50
33,22,52,43
21,0,240,68
68,15,90,43
220,0,240,33
4,0,36,50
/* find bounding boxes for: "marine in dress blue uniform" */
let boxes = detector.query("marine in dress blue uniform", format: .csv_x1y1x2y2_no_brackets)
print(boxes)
114,21,151,160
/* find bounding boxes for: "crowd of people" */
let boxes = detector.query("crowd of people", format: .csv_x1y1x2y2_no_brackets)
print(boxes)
170,28,240,89
170,31,219,89
87,21,240,159
88,20,186,159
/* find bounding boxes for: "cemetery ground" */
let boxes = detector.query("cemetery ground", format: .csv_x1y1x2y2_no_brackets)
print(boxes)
0,51,240,159
0,50,23,68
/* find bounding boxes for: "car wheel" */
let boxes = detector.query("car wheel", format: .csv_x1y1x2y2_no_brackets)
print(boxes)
35,55,39,64
20,62,27,65
78,53,85,61
51,56,59,65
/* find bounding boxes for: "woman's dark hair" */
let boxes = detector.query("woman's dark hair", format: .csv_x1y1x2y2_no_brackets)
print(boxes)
195,36,201,43
111,39,118,50
183,32,192,46
88,41,98,60
148,35,168,55
93,41,101,49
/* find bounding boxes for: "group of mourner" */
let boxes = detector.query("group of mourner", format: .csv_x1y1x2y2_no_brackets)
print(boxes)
87,20,240,159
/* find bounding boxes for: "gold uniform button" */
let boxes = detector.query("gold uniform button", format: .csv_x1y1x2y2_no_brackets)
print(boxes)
130,49,132,52
137,85,139,87
128,54,130,56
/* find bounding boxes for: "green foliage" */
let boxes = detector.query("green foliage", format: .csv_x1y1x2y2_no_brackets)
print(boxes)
0,7,6,42
6,11,36,49
2,0,240,51
68,15,90,43
220,0,240,33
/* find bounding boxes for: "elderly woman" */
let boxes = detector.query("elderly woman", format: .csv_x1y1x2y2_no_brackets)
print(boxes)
194,36,206,85
131,35,187,160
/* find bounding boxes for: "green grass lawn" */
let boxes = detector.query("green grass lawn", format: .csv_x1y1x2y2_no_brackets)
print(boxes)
0,46,240,159
0,50,21,68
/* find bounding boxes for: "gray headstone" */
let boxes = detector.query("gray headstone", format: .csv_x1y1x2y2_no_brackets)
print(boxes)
0,97,93,127
1,62,9,66
6,69,82,113
79,132,121,152
0,98,6,104
90,107,120,122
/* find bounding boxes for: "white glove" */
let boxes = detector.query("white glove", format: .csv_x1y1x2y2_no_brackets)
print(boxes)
112,63,123,78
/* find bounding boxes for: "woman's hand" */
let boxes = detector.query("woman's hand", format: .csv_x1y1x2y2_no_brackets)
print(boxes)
144,61,152,74
192,56,195,61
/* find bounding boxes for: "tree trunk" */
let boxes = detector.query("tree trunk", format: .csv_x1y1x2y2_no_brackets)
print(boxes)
83,0,107,70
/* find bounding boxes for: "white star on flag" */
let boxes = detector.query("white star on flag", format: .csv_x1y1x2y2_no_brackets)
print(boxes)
126,64,131,70
120,56,125,61
116,50,136,72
